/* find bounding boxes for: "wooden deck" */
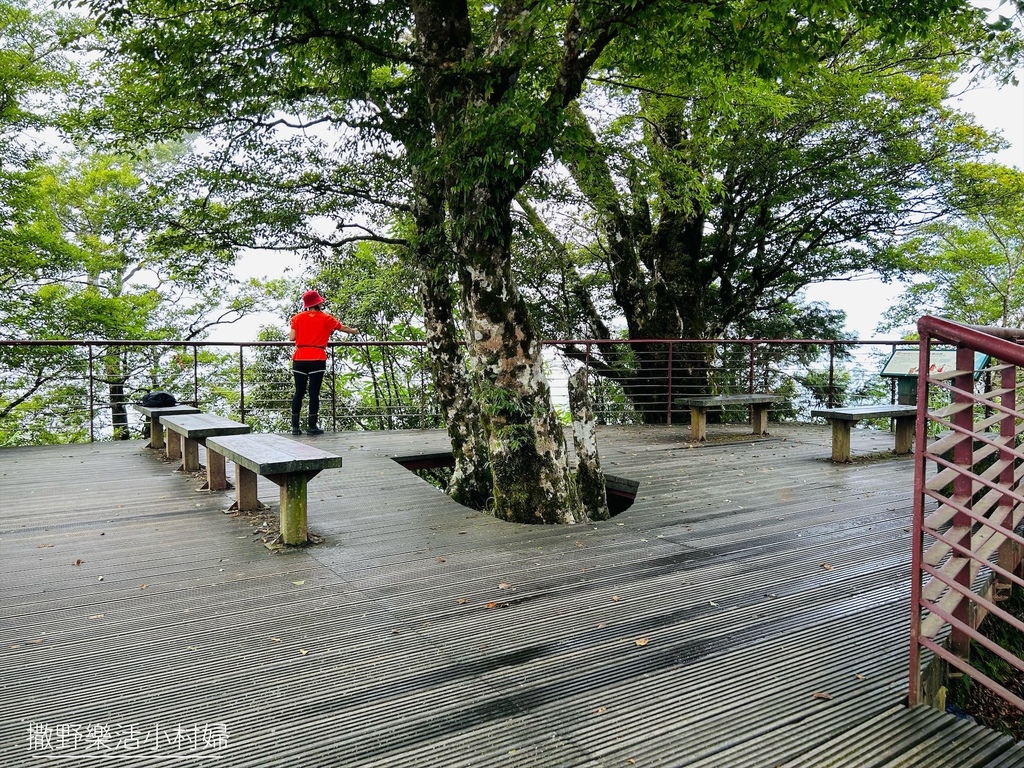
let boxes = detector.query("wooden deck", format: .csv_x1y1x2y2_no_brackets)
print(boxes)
3,423,1023,767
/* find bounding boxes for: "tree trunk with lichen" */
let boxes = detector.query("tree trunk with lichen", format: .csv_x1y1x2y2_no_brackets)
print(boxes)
568,368,609,520
408,0,607,525
418,270,493,509
453,185,585,525
410,170,493,510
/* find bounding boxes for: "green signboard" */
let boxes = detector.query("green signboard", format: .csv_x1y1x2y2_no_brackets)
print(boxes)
880,349,989,378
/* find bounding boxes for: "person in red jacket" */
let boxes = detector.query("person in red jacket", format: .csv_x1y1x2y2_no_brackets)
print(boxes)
289,290,359,435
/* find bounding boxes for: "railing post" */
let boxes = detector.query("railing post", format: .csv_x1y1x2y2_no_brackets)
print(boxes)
88,343,96,443
238,347,246,423
908,332,932,706
666,342,673,426
748,342,755,395
828,343,836,408
330,349,338,432
419,345,426,426
996,361,1021,593
949,344,977,661
192,344,199,406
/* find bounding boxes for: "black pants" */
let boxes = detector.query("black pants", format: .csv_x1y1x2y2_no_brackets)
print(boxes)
291,359,327,415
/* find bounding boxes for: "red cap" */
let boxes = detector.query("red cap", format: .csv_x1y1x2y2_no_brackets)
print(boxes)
302,290,325,309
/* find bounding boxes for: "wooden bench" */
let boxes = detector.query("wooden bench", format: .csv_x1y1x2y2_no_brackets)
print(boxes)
204,433,344,546
675,393,786,442
132,404,201,450
810,404,918,463
160,413,251,491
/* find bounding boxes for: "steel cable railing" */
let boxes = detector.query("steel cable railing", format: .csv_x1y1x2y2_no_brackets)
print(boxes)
1,337,920,446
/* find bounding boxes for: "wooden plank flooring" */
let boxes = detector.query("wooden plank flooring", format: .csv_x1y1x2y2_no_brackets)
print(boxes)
2,424,1022,767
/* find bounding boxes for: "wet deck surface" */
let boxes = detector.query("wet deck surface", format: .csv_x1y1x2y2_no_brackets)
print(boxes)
3,423,1023,766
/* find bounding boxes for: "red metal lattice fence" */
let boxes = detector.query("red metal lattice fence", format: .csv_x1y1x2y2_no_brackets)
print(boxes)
909,316,1024,712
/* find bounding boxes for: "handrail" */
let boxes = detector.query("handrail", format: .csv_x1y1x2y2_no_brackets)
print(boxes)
909,316,1024,714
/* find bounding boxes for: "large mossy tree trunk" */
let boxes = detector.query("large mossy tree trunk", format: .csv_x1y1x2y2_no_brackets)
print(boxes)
453,183,585,524
410,169,493,510
408,0,606,524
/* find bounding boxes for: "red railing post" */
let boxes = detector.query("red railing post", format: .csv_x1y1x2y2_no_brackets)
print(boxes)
666,342,673,425
87,343,96,443
828,343,836,408
948,345,976,660
996,360,1021,590
238,347,246,423
748,342,755,395
192,344,199,406
908,330,932,706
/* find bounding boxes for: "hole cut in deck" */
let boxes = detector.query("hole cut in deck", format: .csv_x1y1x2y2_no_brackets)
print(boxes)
391,452,639,516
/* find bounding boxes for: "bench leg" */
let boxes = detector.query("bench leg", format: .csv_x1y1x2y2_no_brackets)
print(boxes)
149,417,165,450
277,473,309,546
166,430,182,462
182,437,201,473
750,404,770,436
690,407,708,442
829,419,853,463
234,465,261,511
894,416,915,454
204,448,229,491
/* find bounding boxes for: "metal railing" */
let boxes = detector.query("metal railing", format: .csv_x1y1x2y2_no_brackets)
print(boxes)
1,336,921,446
909,317,1024,712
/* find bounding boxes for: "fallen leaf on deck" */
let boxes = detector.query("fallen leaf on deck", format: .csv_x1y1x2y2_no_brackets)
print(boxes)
72,559,83,566
820,563,834,571
292,580,305,586
436,556,447,563
595,707,607,714
855,673,867,680
299,649,309,656
36,544,53,549
457,598,468,605
498,582,513,590
635,638,649,647
139,584,148,590
612,595,621,602
485,601,511,609
812,692,833,700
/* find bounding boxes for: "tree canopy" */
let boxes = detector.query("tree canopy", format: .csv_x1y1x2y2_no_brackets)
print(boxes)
880,164,1024,330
